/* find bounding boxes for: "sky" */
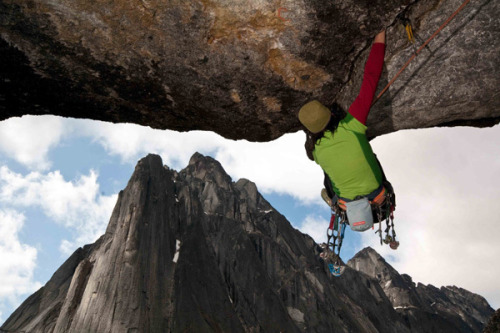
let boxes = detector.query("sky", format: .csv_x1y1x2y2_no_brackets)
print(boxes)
0,115,499,324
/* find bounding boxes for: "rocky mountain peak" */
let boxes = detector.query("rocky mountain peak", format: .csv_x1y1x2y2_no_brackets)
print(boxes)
350,246,383,263
186,152,233,189
348,243,494,332
348,245,417,308
1,153,495,333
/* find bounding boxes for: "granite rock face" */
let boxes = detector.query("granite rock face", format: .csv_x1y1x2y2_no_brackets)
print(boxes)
348,247,494,332
1,0,499,141
484,309,500,333
1,153,495,332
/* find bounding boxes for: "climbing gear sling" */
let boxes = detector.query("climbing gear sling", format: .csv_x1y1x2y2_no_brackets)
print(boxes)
398,13,417,55
373,181,398,249
405,21,416,46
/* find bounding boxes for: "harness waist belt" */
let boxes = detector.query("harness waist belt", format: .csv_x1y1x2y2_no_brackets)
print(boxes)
336,184,385,210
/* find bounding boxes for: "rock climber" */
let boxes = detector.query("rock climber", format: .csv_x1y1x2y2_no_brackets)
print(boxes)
298,30,391,234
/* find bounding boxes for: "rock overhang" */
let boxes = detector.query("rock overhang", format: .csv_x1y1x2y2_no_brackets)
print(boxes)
1,0,499,141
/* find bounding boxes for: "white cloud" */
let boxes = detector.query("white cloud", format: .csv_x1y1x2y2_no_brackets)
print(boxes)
1,116,325,203
0,210,41,323
0,116,65,171
72,119,325,203
75,120,224,169
2,115,499,310
212,133,324,202
297,215,328,245
361,125,500,309
0,166,117,255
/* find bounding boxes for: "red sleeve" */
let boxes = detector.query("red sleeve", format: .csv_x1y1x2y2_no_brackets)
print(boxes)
348,43,385,125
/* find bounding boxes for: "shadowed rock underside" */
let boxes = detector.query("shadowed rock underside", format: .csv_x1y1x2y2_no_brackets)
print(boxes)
1,0,499,141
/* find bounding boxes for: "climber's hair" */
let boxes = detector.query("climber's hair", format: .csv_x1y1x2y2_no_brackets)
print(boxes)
304,103,346,161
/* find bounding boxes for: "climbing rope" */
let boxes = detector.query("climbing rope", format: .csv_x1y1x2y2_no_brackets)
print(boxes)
372,0,472,106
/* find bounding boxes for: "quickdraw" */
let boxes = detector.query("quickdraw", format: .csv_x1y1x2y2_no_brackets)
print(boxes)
322,206,347,276
405,23,416,45
374,190,399,250
399,15,417,55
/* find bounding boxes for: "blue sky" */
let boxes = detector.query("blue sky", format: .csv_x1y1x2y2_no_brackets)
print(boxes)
0,115,499,323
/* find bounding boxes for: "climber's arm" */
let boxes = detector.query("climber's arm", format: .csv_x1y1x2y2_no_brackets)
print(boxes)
349,30,386,125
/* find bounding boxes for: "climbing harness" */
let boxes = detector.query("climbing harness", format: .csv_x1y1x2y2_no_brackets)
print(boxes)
321,181,398,276
372,0,472,106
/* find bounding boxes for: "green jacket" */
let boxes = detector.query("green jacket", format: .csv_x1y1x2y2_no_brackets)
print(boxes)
312,113,383,200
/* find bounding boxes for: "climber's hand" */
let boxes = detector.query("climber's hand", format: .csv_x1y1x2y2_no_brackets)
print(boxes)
374,30,386,44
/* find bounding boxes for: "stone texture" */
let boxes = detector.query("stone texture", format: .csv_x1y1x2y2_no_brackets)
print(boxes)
348,247,495,332
338,0,500,139
484,309,500,333
1,153,494,332
1,0,498,141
